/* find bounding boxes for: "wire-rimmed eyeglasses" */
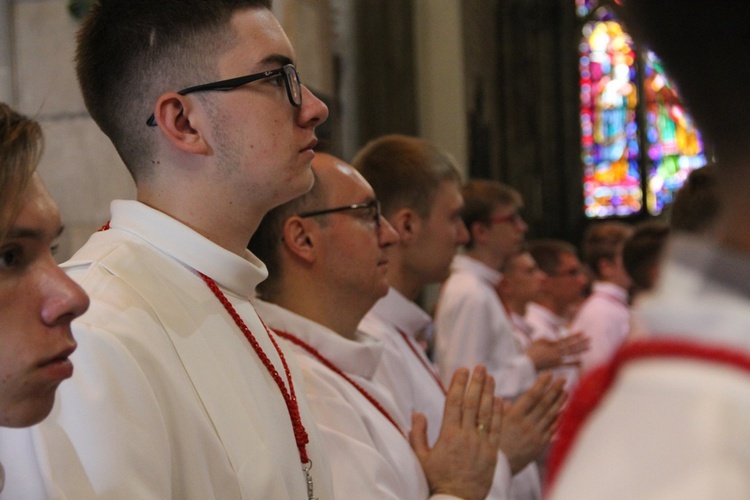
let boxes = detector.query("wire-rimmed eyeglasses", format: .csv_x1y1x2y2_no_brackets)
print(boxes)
298,199,382,229
146,64,301,126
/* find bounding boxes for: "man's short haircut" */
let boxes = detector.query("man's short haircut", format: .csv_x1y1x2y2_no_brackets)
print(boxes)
75,0,271,181
669,164,719,235
351,134,461,219
622,220,670,292
248,171,327,301
461,179,522,249
528,239,578,276
0,103,42,243
581,221,633,278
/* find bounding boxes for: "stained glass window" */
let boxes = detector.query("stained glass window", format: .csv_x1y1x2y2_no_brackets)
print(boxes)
577,2,706,218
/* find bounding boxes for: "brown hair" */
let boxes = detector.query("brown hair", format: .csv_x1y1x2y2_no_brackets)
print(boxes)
528,239,578,276
669,164,719,235
0,103,42,243
75,0,272,181
622,220,670,292
581,221,633,278
351,134,461,219
461,179,522,249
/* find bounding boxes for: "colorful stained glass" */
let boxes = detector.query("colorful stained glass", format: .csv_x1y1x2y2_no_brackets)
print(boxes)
578,4,706,218
575,0,598,18
580,16,642,217
642,51,706,214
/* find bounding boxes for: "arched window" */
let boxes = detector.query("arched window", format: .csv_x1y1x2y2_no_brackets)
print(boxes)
577,0,707,218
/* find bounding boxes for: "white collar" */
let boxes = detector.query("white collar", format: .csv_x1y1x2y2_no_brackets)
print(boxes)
367,287,432,339
451,254,502,286
105,200,267,298
254,299,385,380
591,281,629,304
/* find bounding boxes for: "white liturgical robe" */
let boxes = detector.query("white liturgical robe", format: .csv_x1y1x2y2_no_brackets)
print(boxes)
255,300,461,500
526,302,580,393
550,237,750,499
361,287,523,500
0,200,332,499
435,255,537,399
570,281,630,373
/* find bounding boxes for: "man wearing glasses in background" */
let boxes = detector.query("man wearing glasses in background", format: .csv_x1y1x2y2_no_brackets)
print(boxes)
434,180,587,499
249,152,518,499
526,240,589,395
0,1,334,498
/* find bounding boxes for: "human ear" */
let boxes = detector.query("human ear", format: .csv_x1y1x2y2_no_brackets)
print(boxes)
470,220,490,245
151,93,211,155
389,208,421,245
281,217,317,264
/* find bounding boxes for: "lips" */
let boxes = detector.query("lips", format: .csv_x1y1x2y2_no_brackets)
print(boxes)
38,344,77,369
301,137,318,152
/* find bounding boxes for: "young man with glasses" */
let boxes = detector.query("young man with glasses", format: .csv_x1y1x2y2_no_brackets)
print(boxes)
526,240,589,394
435,180,586,403
249,152,521,499
570,222,633,374
0,1,333,498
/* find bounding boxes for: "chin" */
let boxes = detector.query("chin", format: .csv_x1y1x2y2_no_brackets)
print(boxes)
3,398,55,428
292,167,316,197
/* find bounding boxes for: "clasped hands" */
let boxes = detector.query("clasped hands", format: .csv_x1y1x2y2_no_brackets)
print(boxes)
411,366,566,499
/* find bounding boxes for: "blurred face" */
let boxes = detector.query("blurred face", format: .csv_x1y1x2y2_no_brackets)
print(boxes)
0,174,89,427
503,252,545,306
316,160,400,306
486,203,528,263
410,180,470,285
207,8,329,212
545,252,588,310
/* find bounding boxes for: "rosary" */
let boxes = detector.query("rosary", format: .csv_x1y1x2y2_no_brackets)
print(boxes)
200,273,318,499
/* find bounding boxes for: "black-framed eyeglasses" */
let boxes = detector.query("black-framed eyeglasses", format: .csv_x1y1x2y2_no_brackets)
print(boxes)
298,199,382,229
146,64,302,126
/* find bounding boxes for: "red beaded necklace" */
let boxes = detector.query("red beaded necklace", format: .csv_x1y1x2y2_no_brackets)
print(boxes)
273,328,406,438
396,327,447,395
199,273,316,498
98,222,317,498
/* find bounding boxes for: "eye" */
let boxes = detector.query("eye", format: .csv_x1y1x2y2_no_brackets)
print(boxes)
268,74,286,87
0,245,23,270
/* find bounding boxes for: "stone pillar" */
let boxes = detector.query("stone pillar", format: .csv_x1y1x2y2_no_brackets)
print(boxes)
0,0,14,104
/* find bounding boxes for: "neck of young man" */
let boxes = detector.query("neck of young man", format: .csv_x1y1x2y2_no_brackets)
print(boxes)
137,190,265,257
386,262,430,303
465,246,507,271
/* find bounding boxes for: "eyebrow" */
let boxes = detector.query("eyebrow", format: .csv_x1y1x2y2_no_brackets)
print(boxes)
5,225,65,241
259,53,294,68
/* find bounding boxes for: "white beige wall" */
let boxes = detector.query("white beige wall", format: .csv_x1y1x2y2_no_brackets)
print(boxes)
3,0,134,260
414,0,468,178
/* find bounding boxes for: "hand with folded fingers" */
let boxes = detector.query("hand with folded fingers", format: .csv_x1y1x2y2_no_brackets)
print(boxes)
498,372,567,474
410,365,502,500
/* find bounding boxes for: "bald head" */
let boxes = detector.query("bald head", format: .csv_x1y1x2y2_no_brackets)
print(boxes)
312,153,372,195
